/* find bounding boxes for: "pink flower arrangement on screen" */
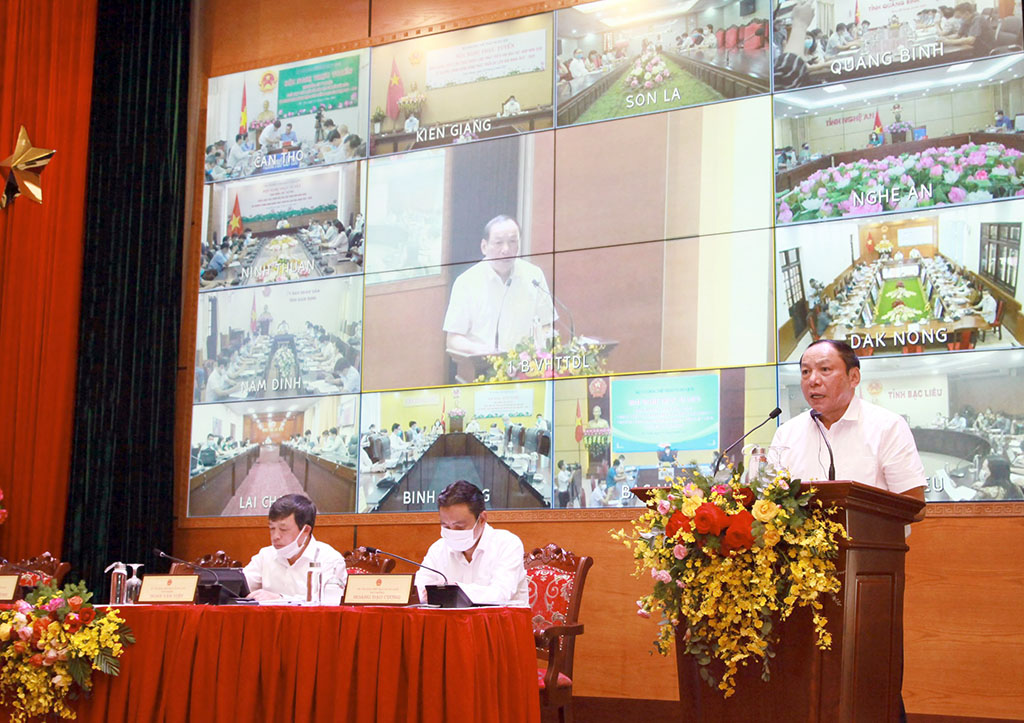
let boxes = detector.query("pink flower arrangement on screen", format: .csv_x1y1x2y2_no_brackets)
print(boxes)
776,141,1024,224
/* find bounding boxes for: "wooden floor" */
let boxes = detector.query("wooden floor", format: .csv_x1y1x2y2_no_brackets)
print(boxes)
545,699,1024,723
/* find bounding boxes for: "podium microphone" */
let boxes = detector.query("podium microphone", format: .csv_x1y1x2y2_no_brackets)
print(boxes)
711,407,782,477
361,546,449,586
808,410,836,480
531,279,576,339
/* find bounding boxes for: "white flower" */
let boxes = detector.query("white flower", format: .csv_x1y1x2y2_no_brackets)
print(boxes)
965,190,994,203
943,170,961,184
800,198,823,211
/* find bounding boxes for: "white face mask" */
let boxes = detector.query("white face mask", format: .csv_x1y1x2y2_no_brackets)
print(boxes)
275,524,311,561
440,520,481,552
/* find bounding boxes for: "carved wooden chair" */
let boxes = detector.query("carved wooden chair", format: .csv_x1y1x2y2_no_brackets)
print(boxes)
344,548,396,575
524,543,594,723
0,551,71,587
169,550,242,574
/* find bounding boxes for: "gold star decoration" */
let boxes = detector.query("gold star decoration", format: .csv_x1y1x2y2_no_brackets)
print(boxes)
0,126,56,209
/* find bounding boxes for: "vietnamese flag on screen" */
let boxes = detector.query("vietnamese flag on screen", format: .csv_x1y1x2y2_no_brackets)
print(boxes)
228,194,243,236
873,109,883,136
441,397,446,432
250,295,258,333
386,58,404,120
574,400,584,443
239,84,248,136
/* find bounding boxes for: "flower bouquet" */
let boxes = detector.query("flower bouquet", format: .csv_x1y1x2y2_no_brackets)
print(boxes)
613,467,845,697
397,90,426,117
623,50,671,91
480,335,607,382
885,121,913,135
0,582,134,722
776,141,1024,223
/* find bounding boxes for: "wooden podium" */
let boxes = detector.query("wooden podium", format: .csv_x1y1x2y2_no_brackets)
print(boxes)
635,481,924,722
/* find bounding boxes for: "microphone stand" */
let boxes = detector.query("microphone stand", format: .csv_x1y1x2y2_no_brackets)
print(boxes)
711,407,782,477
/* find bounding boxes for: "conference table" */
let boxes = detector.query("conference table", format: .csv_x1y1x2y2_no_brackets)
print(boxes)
50,604,540,723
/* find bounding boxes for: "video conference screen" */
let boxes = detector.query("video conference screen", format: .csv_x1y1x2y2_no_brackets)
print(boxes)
189,0,1024,517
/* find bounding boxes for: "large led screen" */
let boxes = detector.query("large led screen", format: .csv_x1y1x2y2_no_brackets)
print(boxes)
184,2,1024,518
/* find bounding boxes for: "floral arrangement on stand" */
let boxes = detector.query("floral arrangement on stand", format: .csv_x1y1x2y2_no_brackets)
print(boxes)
397,89,426,117
879,300,928,325
874,236,894,255
885,121,914,135
582,428,610,457
776,141,1024,223
480,336,607,382
447,407,466,419
612,467,846,697
624,50,671,90
0,582,134,722
270,346,298,383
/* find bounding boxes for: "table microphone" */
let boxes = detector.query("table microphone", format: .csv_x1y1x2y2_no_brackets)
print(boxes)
532,279,576,340
360,546,449,586
153,548,244,599
809,410,836,480
711,407,782,477
0,558,42,576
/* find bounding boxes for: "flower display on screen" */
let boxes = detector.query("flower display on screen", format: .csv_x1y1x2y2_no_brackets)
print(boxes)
624,50,671,91
776,142,1024,224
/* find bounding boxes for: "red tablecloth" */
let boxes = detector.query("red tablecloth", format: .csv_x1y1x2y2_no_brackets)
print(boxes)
53,605,540,723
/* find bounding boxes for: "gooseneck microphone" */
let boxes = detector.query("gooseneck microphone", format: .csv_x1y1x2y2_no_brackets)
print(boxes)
154,548,244,599
532,279,576,340
711,407,783,477
809,410,836,480
361,546,449,586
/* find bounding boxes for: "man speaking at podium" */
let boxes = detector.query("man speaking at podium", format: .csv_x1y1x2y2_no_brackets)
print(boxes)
415,480,529,605
772,340,927,520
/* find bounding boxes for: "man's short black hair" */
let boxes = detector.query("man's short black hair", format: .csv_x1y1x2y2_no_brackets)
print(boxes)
438,480,486,517
269,493,316,529
802,339,860,372
326,129,341,142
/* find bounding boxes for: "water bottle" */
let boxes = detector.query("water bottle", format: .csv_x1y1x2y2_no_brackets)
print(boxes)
306,561,323,604
105,562,127,605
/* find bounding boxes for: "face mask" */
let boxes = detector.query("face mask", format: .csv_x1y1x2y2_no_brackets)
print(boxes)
805,38,813,50
441,520,481,552
276,524,312,561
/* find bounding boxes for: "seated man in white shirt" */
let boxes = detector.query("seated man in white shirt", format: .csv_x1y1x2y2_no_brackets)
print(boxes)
243,494,346,601
414,480,529,605
771,339,927,520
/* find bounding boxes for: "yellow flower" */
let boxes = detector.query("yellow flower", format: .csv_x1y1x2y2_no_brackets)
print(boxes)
762,527,781,547
0,622,11,641
752,499,780,523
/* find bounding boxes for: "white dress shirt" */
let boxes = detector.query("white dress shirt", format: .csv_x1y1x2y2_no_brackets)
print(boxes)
414,523,529,605
771,396,926,494
243,536,347,600
442,259,557,353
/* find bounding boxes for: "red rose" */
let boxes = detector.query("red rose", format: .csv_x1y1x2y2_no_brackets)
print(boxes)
0,508,7,524
693,502,729,536
28,654,43,667
68,596,83,613
664,511,693,539
734,487,755,508
722,510,755,554
12,641,27,654
78,606,96,625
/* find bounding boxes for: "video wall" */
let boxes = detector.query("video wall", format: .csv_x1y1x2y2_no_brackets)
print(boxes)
189,0,1024,517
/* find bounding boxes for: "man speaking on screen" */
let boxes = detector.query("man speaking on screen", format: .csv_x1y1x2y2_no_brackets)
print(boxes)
442,215,557,356
243,494,346,601
771,339,927,521
414,480,529,605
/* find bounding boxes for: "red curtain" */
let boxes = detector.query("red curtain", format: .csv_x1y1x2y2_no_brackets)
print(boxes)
0,1,97,560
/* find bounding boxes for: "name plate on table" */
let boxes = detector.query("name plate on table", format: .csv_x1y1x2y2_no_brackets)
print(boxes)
0,574,20,602
343,574,413,605
138,574,199,604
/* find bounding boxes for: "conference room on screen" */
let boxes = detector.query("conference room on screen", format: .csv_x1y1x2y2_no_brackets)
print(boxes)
773,53,1024,226
771,0,1023,91
194,275,363,404
775,197,1022,360
554,0,771,127
203,48,369,181
367,14,554,157
778,347,1024,502
188,393,361,517
198,164,366,291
